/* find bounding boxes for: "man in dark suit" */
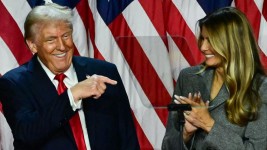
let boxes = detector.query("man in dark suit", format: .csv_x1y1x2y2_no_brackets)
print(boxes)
0,3,139,150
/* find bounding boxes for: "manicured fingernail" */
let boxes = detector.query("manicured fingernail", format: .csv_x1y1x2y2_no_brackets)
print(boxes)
174,99,180,104
179,96,186,99
188,93,192,97
174,95,179,99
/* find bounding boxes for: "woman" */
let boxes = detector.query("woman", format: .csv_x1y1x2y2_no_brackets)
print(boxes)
162,7,267,150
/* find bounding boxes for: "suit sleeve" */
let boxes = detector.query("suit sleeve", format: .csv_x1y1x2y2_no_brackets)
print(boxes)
0,77,75,147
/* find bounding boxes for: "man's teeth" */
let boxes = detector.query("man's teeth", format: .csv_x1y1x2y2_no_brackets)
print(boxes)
55,53,66,57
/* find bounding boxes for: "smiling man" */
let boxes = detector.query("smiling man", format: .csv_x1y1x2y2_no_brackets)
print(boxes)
0,3,139,150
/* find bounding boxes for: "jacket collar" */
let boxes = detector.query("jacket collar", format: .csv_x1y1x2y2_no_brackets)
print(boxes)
197,67,229,111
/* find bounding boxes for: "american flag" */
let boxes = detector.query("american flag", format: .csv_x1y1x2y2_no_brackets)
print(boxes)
0,0,266,149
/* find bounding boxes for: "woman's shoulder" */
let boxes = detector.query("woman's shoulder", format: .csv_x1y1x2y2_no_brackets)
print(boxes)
259,75,267,103
178,65,214,78
259,75,267,89
180,65,204,74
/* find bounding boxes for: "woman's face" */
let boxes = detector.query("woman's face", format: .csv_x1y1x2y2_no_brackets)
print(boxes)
200,26,223,69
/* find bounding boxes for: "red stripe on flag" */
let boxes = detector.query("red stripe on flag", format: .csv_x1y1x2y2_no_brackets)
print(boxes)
139,0,169,49
0,1,32,65
235,0,267,69
76,0,89,31
263,0,267,21
155,108,168,126
73,47,81,56
109,14,171,108
235,0,261,39
164,0,204,66
139,0,166,36
262,0,267,69
132,112,154,150
77,0,104,60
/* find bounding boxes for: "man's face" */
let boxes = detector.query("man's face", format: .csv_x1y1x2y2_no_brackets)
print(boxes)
27,21,74,74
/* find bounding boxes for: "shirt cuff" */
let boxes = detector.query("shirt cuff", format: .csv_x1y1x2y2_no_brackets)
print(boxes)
67,89,82,111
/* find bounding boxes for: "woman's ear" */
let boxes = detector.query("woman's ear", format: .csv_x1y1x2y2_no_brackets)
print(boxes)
26,39,37,54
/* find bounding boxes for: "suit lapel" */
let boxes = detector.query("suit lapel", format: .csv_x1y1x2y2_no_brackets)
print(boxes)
199,68,229,111
27,55,58,107
28,55,77,146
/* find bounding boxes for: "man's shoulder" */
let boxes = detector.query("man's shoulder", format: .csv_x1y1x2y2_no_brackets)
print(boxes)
2,63,29,80
73,56,115,66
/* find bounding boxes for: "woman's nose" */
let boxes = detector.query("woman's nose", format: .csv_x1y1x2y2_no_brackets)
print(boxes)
200,39,210,52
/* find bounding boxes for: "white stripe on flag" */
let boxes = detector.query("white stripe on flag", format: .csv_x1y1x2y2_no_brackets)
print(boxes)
167,33,190,80
88,33,94,58
0,112,14,150
253,0,267,56
88,1,166,149
259,15,267,56
0,37,19,74
123,1,174,95
172,0,205,35
72,8,89,57
254,0,264,10
2,0,31,35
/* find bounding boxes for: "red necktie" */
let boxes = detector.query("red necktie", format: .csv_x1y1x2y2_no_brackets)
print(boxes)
55,74,87,150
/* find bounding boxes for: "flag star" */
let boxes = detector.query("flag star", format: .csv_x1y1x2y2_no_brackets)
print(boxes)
44,0,53,4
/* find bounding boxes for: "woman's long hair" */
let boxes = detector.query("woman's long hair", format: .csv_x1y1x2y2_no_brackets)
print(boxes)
197,7,265,126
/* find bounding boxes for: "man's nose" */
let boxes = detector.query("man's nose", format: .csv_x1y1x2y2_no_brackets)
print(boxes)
56,38,66,50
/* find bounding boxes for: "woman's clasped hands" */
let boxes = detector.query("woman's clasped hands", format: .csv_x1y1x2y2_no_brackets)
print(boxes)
174,92,215,142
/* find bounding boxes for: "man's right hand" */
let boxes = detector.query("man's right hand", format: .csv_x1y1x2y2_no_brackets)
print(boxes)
70,74,117,102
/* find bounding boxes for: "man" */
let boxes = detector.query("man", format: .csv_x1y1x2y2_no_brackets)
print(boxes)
0,3,139,150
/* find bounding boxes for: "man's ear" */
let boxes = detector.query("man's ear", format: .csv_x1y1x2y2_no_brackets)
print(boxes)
25,39,37,54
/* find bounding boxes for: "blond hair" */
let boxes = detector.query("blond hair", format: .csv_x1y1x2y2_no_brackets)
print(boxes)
197,7,265,126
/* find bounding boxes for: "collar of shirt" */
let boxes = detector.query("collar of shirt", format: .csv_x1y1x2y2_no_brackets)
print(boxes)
37,57,78,88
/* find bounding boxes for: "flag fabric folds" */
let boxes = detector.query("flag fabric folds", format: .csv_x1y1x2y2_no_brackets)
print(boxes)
0,0,266,149
0,111,14,150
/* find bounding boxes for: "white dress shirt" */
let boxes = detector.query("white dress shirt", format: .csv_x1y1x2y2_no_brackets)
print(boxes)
38,58,90,150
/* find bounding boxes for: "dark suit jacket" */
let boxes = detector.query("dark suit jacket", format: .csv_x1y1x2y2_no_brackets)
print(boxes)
162,65,267,150
0,55,140,150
